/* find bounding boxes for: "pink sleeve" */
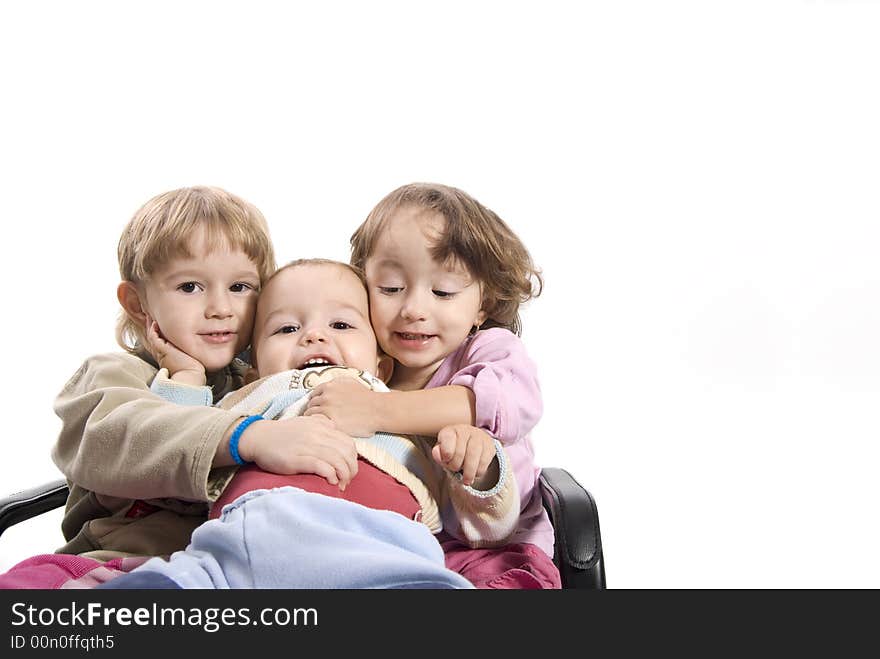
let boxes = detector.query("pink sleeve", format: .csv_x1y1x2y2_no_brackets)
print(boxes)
444,328,543,445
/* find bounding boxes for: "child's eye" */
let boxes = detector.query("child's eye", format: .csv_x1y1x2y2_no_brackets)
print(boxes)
273,325,300,335
177,282,202,294
378,286,403,295
230,282,257,293
432,290,457,299
331,321,353,330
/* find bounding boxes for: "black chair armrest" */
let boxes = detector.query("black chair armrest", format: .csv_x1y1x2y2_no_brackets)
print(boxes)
0,479,69,538
539,468,606,589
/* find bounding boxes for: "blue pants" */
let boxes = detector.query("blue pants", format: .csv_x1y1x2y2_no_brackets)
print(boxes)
101,487,473,589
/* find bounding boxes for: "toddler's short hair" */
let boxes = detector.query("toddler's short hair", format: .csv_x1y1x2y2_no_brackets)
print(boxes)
272,258,367,289
116,185,276,352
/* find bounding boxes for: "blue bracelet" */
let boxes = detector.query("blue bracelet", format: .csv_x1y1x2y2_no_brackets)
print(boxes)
229,415,263,465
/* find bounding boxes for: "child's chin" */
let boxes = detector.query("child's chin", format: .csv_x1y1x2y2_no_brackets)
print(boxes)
395,355,437,370
201,354,236,372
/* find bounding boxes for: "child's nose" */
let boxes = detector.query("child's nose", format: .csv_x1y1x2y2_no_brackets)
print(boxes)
300,327,327,344
401,293,428,321
205,291,232,318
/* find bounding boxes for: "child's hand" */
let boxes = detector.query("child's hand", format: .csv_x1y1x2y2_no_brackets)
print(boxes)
238,414,359,490
144,315,206,386
304,379,381,437
432,424,497,487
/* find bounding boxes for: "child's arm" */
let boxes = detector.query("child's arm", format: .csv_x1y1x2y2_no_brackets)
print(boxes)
52,353,246,501
305,378,476,436
306,328,542,443
54,355,358,502
148,368,359,490
215,414,358,489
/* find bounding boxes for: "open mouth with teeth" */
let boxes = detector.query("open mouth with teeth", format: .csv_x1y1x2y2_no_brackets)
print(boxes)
396,332,436,340
298,357,337,369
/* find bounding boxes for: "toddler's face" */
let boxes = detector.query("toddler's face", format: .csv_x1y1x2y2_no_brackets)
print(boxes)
140,227,260,372
251,264,380,377
364,206,486,390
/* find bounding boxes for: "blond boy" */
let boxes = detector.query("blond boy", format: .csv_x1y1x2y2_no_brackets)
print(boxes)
52,187,357,560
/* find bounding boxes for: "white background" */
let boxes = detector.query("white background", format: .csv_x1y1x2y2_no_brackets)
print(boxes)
1,1,878,587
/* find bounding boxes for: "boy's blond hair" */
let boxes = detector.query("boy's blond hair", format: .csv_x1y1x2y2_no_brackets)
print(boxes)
350,183,542,336
116,186,277,352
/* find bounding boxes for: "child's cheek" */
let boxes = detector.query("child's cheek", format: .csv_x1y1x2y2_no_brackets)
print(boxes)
367,298,389,330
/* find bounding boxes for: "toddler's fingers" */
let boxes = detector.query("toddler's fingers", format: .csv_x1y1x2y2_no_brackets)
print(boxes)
305,384,326,405
301,451,351,490
460,460,477,486
460,439,485,485
302,410,333,426
146,320,167,348
329,455,355,492
434,427,458,464
316,462,340,487
476,443,496,480
431,444,443,465
446,434,468,473
461,434,494,485
304,397,333,419
291,456,338,486
324,433,359,485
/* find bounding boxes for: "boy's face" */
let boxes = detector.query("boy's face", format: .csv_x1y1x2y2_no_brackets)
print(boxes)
364,207,486,387
140,228,260,372
252,264,381,377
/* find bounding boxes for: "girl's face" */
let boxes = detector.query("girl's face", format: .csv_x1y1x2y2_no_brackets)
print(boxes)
364,206,486,390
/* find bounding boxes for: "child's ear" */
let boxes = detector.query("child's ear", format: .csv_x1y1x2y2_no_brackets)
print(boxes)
475,309,488,328
375,353,395,384
117,281,147,323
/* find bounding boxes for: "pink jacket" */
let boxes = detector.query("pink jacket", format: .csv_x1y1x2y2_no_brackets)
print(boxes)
426,328,554,557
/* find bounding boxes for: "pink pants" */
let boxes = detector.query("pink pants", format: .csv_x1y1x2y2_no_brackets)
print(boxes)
440,536,561,589
0,554,150,589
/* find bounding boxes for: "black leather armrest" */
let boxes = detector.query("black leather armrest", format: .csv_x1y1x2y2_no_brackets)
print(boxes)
539,468,606,589
0,479,69,537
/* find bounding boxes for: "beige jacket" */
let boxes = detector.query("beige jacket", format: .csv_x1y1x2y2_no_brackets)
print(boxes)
51,352,246,559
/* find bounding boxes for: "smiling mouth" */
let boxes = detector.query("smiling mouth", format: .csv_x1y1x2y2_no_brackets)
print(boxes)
199,331,236,344
298,357,336,368
395,332,435,341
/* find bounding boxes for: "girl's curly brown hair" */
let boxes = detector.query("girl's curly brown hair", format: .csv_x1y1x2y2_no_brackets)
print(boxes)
351,183,542,336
